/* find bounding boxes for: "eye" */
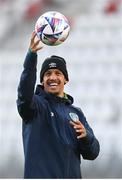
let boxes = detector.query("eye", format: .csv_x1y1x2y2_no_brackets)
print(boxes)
56,72,61,75
55,71,63,76
45,71,51,76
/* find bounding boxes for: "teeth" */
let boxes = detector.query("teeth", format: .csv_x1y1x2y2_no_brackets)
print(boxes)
49,83,58,86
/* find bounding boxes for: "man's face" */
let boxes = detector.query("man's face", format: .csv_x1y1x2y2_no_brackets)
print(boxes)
42,69,67,97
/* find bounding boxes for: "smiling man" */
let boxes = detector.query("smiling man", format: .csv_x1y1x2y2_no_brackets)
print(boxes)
40,56,69,97
17,31,100,179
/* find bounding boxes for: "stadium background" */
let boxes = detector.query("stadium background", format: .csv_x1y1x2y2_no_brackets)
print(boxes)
0,0,122,178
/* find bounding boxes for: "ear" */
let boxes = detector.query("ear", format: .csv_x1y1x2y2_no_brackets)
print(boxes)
64,80,68,85
41,81,44,85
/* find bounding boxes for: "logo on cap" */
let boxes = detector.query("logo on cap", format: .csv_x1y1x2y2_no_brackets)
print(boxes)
49,62,57,68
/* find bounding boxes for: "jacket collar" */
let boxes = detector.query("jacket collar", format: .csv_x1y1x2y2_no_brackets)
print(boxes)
35,84,74,105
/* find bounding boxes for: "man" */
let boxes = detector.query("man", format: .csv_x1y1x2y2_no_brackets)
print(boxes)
17,31,100,178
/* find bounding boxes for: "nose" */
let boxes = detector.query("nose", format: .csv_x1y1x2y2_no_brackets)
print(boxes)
49,72,57,80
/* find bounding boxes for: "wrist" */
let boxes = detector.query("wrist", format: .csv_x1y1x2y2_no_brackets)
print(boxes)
81,130,93,144
28,48,37,54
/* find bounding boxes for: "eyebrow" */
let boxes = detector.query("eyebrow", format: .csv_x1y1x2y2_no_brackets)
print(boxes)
46,69,62,73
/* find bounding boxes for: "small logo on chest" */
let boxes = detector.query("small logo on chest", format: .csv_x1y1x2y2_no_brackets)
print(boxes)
69,112,79,122
50,112,54,117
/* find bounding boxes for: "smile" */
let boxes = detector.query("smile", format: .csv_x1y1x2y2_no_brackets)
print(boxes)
48,83,59,87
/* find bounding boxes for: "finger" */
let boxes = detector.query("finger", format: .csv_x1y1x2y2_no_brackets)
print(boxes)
34,39,40,47
69,120,82,126
72,120,81,124
74,124,84,130
36,45,44,51
74,121,85,128
31,38,40,51
31,31,37,43
32,43,44,52
76,129,85,133
70,120,84,127
32,30,36,37
75,124,85,131
69,120,76,126
76,128,87,138
69,121,84,130
77,133,86,139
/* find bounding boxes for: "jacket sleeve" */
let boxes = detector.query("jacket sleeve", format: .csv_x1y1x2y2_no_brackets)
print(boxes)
78,110,100,160
16,50,37,121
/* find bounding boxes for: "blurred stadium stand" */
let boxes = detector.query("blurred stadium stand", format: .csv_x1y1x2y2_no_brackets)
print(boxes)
0,0,122,178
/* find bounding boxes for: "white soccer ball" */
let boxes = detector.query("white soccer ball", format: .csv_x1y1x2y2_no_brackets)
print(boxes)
35,11,70,46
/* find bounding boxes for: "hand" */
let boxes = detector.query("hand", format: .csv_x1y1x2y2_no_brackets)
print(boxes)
70,120,87,139
29,31,44,52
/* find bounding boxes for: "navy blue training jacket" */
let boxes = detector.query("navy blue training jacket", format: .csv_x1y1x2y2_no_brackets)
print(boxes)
17,51,100,179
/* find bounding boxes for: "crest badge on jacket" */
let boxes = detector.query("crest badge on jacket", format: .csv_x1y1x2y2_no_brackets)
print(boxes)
69,112,79,122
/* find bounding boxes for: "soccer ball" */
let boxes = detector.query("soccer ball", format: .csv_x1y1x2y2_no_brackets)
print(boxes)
35,11,70,46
